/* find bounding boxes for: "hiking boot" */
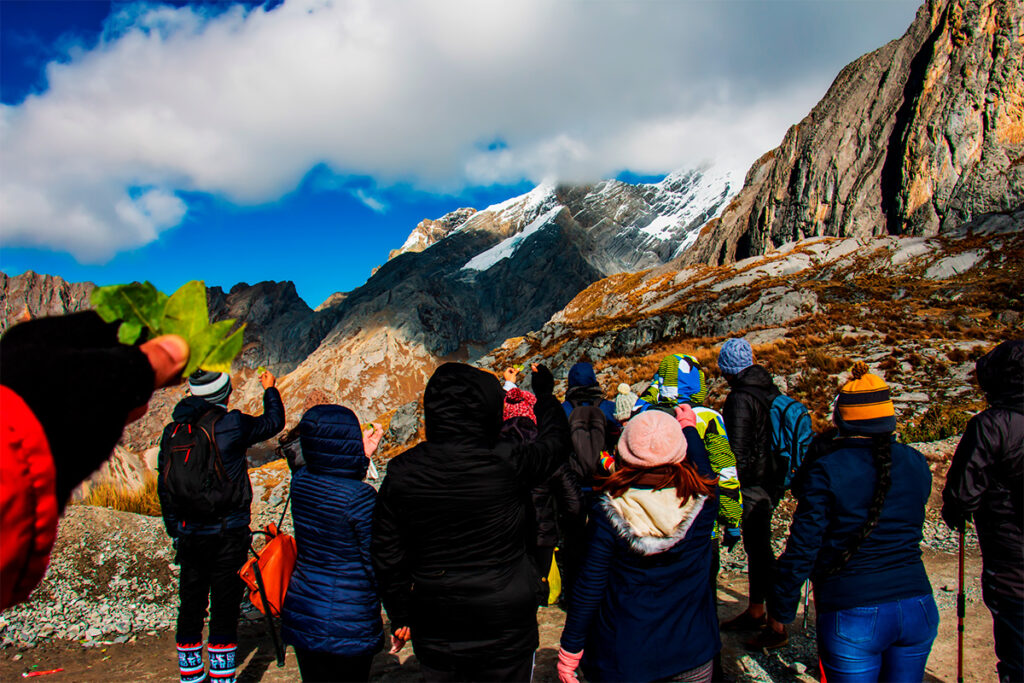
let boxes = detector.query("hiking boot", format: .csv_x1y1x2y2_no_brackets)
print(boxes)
745,626,788,652
720,610,767,632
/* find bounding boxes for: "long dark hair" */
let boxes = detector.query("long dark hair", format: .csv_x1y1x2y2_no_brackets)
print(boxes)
821,433,893,577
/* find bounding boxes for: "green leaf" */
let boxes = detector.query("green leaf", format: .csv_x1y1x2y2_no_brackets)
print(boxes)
91,282,168,333
117,320,144,345
159,280,209,343
256,366,268,375
197,324,246,375
91,279,246,376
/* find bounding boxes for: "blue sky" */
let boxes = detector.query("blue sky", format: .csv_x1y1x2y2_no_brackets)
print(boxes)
0,0,920,307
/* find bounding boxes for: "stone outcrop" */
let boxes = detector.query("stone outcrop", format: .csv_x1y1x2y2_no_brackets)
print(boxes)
388,207,478,260
0,271,94,333
686,0,1024,266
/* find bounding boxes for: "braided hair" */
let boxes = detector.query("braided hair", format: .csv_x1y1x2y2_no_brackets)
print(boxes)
821,432,893,578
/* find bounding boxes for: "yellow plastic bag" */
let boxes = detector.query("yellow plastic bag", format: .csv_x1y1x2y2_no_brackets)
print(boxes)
547,548,562,606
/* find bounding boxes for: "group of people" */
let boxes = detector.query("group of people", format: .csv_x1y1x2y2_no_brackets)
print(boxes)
0,309,1020,683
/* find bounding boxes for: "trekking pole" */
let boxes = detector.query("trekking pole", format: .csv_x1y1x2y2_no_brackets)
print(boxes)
957,526,965,683
250,545,287,668
802,580,810,631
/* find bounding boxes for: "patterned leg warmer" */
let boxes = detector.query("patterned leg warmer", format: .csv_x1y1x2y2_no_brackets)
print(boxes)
208,642,237,683
177,642,206,683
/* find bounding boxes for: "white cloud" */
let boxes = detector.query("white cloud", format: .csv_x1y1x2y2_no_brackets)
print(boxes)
0,0,919,260
353,189,387,214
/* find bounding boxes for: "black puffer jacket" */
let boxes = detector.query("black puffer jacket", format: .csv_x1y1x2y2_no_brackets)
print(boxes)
531,464,583,548
942,340,1023,600
722,365,782,508
371,363,570,670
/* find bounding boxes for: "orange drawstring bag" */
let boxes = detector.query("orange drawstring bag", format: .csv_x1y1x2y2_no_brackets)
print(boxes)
239,522,297,616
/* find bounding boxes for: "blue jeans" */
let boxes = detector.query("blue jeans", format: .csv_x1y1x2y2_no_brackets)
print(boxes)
816,594,938,682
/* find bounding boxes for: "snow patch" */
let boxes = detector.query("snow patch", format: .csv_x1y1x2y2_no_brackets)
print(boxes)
462,206,563,272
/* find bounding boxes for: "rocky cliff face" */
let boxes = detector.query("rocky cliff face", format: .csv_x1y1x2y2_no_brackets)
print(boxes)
0,271,94,333
206,280,337,374
686,0,1024,266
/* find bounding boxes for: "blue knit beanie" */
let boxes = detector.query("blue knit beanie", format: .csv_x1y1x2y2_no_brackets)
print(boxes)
718,338,754,376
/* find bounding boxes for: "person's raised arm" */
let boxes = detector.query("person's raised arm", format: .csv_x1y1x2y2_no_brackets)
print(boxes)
514,364,571,487
237,370,285,447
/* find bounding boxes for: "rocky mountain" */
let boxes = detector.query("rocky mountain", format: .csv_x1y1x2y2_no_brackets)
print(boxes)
0,271,93,333
276,164,740,421
387,207,478,261
687,0,1023,266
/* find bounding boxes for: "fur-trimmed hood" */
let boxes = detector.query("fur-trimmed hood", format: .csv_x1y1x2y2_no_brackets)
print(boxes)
599,488,707,556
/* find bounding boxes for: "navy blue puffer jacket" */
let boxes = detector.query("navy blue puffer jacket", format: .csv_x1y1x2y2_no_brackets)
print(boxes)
281,404,383,656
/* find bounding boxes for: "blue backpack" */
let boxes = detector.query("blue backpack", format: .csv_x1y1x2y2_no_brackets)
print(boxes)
768,395,815,489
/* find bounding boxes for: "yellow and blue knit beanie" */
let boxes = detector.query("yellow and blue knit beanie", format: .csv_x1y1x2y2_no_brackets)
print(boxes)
834,362,896,435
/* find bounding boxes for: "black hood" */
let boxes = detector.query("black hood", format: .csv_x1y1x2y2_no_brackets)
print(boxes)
424,363,504,447
172,395,224,423
977,339,1024,411
728,364,779,401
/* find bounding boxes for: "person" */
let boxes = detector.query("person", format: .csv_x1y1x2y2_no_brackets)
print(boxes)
282,404,385,683
941,339,1023,683
717,338,783,634
562,361,622,443
371,363,570,682
557,407,720,683
765,362,937,680
614,383,638,424
559,362,623,600
159,368,285,683
501,385,583,603
1,311,189,610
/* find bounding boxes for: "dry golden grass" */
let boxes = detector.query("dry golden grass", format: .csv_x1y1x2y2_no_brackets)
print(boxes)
81,473,161,517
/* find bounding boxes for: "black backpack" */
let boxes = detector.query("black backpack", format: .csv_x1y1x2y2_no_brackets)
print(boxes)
159,409,247,521
567,405,607,484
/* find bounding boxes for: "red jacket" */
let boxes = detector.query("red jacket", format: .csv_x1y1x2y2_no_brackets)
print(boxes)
1,385,59,610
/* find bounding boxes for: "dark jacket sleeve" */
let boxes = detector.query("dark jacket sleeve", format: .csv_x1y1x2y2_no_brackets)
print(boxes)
513,393,571,488
942,414,992,522
769,460,832,623
370,475,412,632
723,389,770,495
552,464,584,522
560,513,615,652
237,387,286,447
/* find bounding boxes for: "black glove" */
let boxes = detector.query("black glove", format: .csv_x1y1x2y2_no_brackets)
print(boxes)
941,503,969,533
1,312,156,507
531,364,555,397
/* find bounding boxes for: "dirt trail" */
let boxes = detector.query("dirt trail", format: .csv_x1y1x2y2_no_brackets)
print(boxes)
0,548,999,682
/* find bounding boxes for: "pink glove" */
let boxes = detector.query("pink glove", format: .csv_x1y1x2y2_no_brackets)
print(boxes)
674,404,697,430
362,423,384,457
557,647,583,683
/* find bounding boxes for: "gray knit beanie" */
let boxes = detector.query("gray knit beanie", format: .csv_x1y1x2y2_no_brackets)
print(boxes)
188,370,232,405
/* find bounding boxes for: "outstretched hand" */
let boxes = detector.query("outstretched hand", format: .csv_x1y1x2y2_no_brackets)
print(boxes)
389,626,411,654
128,335,190,423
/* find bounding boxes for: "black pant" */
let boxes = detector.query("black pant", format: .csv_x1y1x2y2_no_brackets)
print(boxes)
294,649,374,683
420,652,534,682
741,502,775,605
985,588,1024,683
175,527,250,645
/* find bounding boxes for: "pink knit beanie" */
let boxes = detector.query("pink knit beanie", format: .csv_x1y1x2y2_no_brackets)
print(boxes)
617,409,687,467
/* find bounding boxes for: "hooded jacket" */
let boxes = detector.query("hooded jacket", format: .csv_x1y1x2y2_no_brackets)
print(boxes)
559,427,720,682
562,362,622,437
371,363,570,670
942,340,1023,600
722,364,782,506
158,387,285,535
282,404,383,656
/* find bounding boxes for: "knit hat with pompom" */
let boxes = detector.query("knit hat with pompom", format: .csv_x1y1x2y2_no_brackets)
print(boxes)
618,409,687,467
503,387,538,424
834,361,896,435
